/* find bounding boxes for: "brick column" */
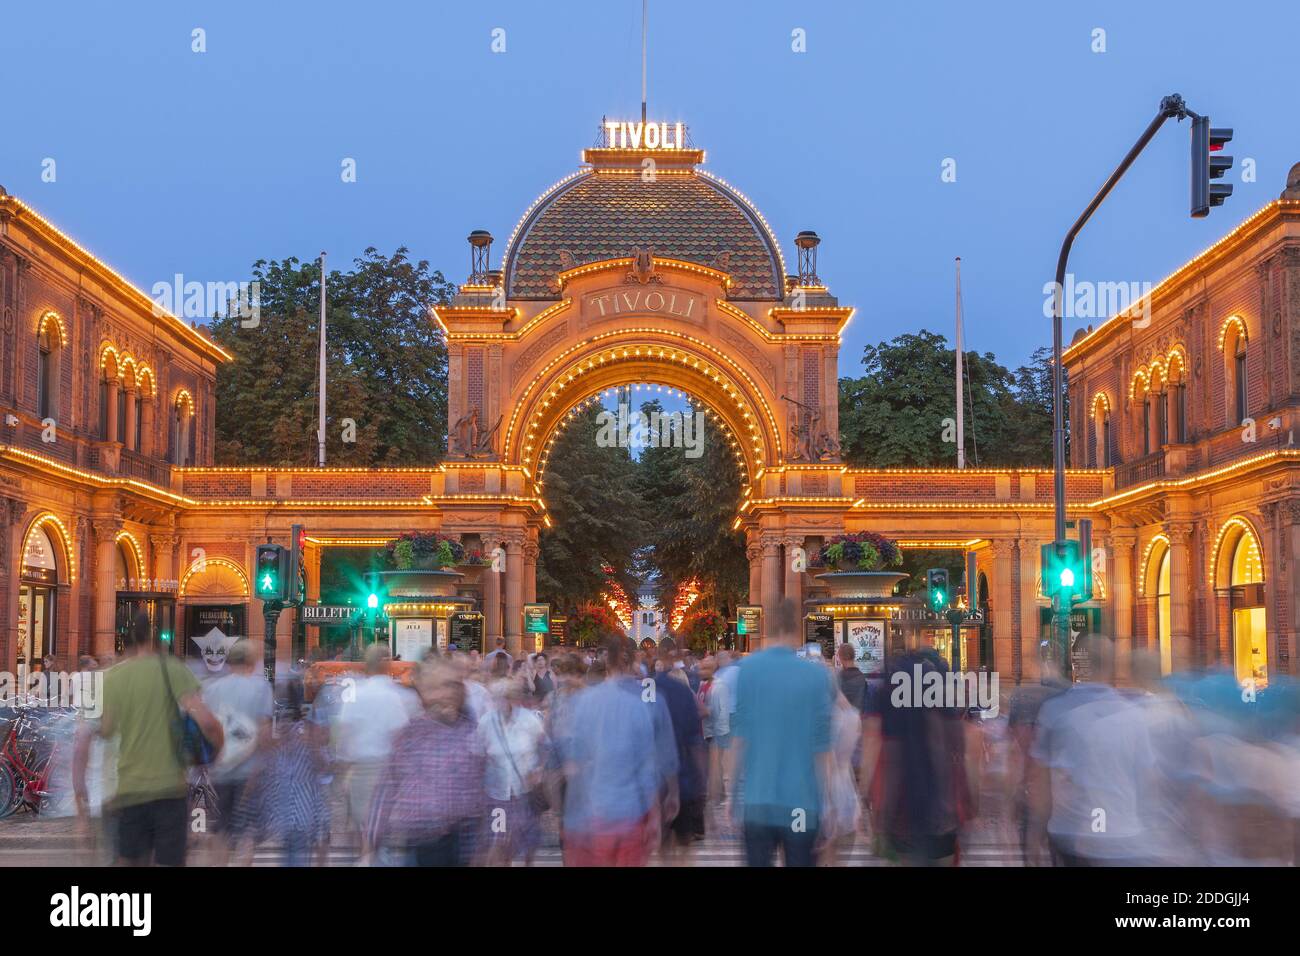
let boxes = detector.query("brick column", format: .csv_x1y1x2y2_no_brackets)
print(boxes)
483,535,502,650
149,531,177,596
760,533,782,649
1111,529,1137,684
783,534,806,617
1017,538,1042,684
123,386,138,451
305,542,322,653
92,518,122,657
746,539,762,607
990,540,1015,676
105,379,120,445
523,536,539,605
3,500,29,676
504,532,524,656
1165,522,1194,673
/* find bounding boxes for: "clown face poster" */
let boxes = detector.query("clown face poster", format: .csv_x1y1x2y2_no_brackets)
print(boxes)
185,605,246,676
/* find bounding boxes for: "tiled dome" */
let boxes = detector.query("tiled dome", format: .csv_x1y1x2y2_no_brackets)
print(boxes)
504,169,784,300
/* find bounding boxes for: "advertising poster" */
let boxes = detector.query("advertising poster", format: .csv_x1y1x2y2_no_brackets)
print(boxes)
845,619,886,675
395,619,434,662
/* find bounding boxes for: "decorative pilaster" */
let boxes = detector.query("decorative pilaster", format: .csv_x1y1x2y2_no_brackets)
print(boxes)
1165,521,1194,672
92,517,122,657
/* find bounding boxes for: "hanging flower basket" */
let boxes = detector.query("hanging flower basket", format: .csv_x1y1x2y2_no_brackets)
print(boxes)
677,607,728,654
816,531,903,573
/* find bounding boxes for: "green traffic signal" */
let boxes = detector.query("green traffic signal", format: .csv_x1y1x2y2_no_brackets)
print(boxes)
1041,540,1086,602
367,592,379,610
926,568,950,612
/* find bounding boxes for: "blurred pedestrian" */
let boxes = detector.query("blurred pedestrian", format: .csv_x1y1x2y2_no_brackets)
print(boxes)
369,659,487,866
732,601,832,867
478,677,549,865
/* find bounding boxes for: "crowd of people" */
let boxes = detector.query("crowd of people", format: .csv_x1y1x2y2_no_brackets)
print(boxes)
43,602,1300,867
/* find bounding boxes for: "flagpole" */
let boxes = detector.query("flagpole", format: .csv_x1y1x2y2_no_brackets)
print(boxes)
955,256,965,469
641,0,648,124
317,251,327,467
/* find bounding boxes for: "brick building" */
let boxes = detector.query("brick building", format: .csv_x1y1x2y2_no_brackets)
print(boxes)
1,142,1297,688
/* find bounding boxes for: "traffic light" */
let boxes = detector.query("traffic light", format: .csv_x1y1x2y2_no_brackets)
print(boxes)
1191,115,1233,218
367,591,379,610
926,568,950,613
255,543,289,602
286,524,306,607
1040,540,1085,602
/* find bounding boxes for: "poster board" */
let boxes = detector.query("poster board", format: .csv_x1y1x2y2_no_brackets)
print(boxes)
394,618,434,662
844,619,886,675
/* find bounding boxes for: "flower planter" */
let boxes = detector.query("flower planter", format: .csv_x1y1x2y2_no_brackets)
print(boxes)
373,568,464,598
814,570,909,600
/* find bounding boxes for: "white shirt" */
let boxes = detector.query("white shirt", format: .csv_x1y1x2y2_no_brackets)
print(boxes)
476,706,546,801
333,675,419,763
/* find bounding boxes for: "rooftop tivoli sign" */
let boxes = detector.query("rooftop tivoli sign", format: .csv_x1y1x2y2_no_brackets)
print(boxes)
602,120,686,150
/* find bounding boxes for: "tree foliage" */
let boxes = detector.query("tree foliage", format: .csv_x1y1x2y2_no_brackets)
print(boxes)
212,249,455,466
838,330,1061,467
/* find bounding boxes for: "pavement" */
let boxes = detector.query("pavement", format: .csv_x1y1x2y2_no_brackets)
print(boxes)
0,802,1025,867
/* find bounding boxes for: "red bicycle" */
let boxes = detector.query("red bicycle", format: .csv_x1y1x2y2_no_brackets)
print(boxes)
0,706,76,818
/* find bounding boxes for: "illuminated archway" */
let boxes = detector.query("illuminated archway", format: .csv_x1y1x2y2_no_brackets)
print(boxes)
506,330,783,488
21,512,75,583
180,556,249,598
115,531,144,588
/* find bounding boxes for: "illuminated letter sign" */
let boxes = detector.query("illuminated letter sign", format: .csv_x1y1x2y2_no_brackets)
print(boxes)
603,121,685,150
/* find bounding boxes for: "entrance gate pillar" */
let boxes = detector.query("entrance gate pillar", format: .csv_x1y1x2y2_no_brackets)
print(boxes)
505,532,524,656
746,538,762,612
990,541,1015,678
483,538,502,652
760,533,782,648
783,535,805,620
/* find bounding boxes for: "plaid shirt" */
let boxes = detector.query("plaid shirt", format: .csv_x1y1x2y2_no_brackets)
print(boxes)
367,711,486,846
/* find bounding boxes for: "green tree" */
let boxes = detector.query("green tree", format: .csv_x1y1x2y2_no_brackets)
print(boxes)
211,249,455,465
838,331,1060,467
535,404,646,609
635,400,748,618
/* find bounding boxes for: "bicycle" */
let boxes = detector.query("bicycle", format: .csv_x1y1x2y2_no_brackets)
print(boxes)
0,705,77,818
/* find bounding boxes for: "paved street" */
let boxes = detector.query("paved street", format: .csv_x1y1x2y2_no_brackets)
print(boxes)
0,801,1025,867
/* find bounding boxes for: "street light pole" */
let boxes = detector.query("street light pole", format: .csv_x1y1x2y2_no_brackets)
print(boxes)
1050,93,1188,678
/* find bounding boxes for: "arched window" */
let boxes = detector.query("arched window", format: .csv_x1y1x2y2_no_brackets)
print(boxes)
1090,395,1113,468
1221,317,1249,427
1229,530,1266,687
1234,336,1248,424
172,392,194,466
19,523,60,666
36,324,58,421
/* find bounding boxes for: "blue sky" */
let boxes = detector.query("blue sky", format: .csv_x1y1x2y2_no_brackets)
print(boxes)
2,0,1296,371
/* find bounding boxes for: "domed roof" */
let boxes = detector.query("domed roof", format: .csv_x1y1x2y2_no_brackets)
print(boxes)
503,165,786,300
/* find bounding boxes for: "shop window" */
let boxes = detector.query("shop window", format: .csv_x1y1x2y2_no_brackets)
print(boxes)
1230,532,1266,688
19,525,59,670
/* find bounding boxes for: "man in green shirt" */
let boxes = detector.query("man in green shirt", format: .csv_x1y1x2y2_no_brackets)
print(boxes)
75,611,223,866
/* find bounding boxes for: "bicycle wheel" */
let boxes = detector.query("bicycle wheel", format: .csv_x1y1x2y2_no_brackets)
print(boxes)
0,764,18,819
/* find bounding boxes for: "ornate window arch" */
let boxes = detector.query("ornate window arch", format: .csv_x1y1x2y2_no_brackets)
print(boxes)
35,311,65,423
171,389,195,466
1089,392,1113,468
1218,315,1249,427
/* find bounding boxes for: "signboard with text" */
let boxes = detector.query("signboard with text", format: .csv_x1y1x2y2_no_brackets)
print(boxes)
844,620,886,676
736,606,762,639
523,604,551,635
450,612,484,653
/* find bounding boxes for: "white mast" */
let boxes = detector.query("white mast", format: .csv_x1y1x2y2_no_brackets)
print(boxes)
317,251,327,467
641,0,648,124
955,256,965,469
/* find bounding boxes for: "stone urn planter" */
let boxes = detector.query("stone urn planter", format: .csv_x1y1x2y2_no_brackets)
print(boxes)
373,568,464,599
814,570,909,600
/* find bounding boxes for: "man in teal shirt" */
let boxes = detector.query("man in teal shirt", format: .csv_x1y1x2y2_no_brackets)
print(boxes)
732,600,833,866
